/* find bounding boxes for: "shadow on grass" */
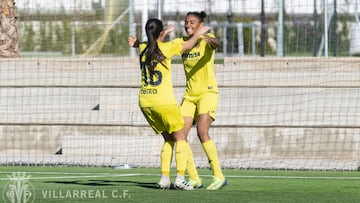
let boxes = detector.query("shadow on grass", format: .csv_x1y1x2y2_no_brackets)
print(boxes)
45,179,158,189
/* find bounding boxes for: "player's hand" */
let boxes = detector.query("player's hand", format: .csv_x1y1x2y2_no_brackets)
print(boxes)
164,25,175,34
202,35,213,42
159,25,175,42
202,34,220,48
196,25,212,36
128,36,138,47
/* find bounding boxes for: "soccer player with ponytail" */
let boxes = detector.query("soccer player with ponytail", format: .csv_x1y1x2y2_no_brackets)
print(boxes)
128,18,210,190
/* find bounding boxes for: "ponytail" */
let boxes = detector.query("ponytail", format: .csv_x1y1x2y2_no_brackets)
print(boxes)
140,18,166,74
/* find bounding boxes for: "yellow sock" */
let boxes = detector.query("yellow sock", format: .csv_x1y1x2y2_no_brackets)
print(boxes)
186,142,200,181
175,140,187,176
202,139,224,179
160,141,174,177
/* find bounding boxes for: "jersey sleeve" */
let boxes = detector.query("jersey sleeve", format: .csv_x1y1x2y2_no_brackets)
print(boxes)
206,33,216,38
160,38,183,58
201,33,217,49
139,42,147,52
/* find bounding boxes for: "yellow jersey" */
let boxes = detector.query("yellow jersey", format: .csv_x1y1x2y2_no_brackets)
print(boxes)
138,39,183,107
181,33,218,96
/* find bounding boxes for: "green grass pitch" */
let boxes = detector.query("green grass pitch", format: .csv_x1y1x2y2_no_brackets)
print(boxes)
0,166,359,203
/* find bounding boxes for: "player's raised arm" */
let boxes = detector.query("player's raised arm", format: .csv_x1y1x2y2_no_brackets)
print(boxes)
158,25,175,42
181,25,211,52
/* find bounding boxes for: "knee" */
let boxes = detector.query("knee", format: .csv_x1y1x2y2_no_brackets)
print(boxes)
197,128,210,143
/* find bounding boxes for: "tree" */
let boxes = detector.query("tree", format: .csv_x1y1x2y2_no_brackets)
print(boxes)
0,0,19,57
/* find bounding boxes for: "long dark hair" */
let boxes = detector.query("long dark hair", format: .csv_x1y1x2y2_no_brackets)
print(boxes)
140,18,166,74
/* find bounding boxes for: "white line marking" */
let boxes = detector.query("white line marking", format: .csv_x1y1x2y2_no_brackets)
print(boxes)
0,172,360,181
0,173,143,181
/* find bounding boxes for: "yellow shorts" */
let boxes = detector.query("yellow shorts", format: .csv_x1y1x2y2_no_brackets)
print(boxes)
180,92,218,123
140,104,184,134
